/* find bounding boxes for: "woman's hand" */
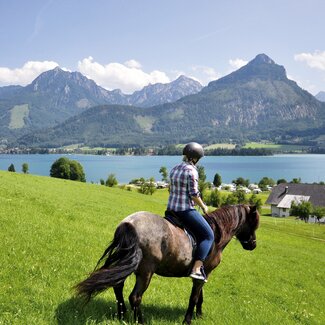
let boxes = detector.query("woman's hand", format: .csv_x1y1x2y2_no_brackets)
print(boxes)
202,204,209,215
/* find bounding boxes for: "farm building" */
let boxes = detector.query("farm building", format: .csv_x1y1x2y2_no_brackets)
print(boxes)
266,183,325,217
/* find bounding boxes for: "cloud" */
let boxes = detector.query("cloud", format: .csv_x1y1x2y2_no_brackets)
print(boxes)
294,51,325,70
189,65,221,85
77,57,170,93
124,59,142,69
229,58,248,70
0,60,59,86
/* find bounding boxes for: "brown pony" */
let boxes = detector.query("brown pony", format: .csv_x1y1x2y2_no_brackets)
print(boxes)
75,204,259,324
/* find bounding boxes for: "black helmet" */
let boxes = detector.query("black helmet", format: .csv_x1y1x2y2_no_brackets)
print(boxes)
183,142,204,160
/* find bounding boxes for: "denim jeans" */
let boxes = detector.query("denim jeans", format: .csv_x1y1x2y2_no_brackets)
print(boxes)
176,209,214,261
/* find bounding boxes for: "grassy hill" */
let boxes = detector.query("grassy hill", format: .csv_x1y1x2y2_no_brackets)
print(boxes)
0,171,324,324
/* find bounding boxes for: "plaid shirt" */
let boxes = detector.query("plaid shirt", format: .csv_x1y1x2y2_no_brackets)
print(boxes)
167,161,200,211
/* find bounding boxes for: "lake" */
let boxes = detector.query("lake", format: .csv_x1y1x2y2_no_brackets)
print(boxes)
0,154,324,184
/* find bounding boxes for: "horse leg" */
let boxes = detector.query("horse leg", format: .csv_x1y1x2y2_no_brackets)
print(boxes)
183,281,205,325
196,288,203,318
113,283,127,320
129,271,153,324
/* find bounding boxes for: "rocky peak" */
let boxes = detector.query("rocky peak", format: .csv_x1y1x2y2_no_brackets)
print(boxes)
27,67,101,94
250,53,275,65
203,53,287,92
129,76,202,107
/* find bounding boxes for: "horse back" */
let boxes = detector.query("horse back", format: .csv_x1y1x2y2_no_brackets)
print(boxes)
122,211,193,276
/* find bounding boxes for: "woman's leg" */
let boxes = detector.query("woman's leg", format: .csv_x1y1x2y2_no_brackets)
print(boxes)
177,209,214,261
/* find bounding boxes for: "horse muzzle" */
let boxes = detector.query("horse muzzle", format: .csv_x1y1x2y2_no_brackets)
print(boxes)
240,239,257,251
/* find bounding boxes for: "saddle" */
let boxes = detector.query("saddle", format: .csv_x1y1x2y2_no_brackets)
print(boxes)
164,210,197,254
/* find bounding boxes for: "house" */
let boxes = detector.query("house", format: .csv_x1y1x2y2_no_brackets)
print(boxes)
266,183,325,217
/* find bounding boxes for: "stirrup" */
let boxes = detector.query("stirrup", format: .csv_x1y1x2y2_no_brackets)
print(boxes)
189,267,207,283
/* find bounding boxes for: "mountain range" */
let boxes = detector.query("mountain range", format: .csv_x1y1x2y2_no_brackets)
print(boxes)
0,69,202,142
1,53,325,148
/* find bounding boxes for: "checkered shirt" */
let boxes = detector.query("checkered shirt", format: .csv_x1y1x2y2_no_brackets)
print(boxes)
167,161,200,211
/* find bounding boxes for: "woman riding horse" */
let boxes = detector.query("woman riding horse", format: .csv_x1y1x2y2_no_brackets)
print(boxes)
75,204,259,324
167,142,214,282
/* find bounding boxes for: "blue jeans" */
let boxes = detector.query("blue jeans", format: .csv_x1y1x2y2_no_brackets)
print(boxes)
176,209,214,261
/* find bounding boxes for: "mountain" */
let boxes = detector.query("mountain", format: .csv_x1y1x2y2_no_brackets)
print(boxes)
0,67,123,140
315,91,325,102
0,68,202,141
129,75,202,107
15,54,325,148
0,85,23,97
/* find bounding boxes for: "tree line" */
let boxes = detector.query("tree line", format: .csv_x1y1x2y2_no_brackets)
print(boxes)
6,159,324,220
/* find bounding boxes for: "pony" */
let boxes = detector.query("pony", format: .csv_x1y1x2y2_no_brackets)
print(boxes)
75,204,259,324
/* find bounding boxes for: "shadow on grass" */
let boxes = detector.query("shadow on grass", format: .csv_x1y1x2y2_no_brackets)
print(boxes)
55,296,186,324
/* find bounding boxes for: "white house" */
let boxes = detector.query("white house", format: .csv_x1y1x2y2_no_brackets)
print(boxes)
266,183,325,218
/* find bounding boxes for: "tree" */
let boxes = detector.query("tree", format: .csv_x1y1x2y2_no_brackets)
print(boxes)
197,166,209,199
291,177,301,184
248,193,263,212
213,173,222,187
277,178,287,184
290,201,313,222
197,165,206,182
138,177,156,195
258,177,275,191
50,157,70,179
313,206,325,222
159,166,168,182
22,163,29,174
233,189,247,204
209,189,223,208
69,160,86,182
197,165,209,199
50,157,86,182
232,177,249,187
8,163,15,172
106,174,118,187
223,193,238,206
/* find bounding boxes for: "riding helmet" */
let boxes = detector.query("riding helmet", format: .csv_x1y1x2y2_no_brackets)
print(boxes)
183,142,204,160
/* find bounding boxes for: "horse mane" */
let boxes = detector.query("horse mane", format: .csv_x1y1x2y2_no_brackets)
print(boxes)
205,205,257,248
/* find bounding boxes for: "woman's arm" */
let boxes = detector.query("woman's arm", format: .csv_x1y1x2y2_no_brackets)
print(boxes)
191,195,208,214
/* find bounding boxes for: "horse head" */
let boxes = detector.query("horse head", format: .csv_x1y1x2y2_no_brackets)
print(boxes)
235,205,260,251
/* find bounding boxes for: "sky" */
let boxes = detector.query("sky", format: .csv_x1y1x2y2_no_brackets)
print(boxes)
0,0,324,95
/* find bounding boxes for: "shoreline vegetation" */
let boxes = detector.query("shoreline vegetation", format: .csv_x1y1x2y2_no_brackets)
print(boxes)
1,141,325,156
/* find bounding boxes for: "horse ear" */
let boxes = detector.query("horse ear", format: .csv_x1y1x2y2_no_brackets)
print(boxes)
250,205,257,213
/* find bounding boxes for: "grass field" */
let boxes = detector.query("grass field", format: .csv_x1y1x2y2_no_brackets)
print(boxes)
9,104,29,129
243,142,309,152
0,171,324,324
204,143,237,150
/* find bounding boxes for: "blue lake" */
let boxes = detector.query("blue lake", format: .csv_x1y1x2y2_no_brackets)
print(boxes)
0,154,324,184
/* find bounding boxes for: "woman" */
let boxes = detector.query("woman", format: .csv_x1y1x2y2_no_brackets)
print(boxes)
167,142,214,282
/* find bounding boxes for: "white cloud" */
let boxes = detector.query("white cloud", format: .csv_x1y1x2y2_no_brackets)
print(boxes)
77,57,170,94
124,59,142,69
0,60,59,86
190,65,220,85
294,51,325,70
228,58,248,70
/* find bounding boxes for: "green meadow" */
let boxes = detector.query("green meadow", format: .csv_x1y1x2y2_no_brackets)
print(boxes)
243,142,310,152
0,171,324,325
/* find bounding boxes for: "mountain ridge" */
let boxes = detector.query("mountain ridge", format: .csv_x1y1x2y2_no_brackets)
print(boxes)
0,69,202,141
13,54,325,148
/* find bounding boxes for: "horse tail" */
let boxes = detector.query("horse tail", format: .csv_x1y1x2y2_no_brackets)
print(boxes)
75,222,142,301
